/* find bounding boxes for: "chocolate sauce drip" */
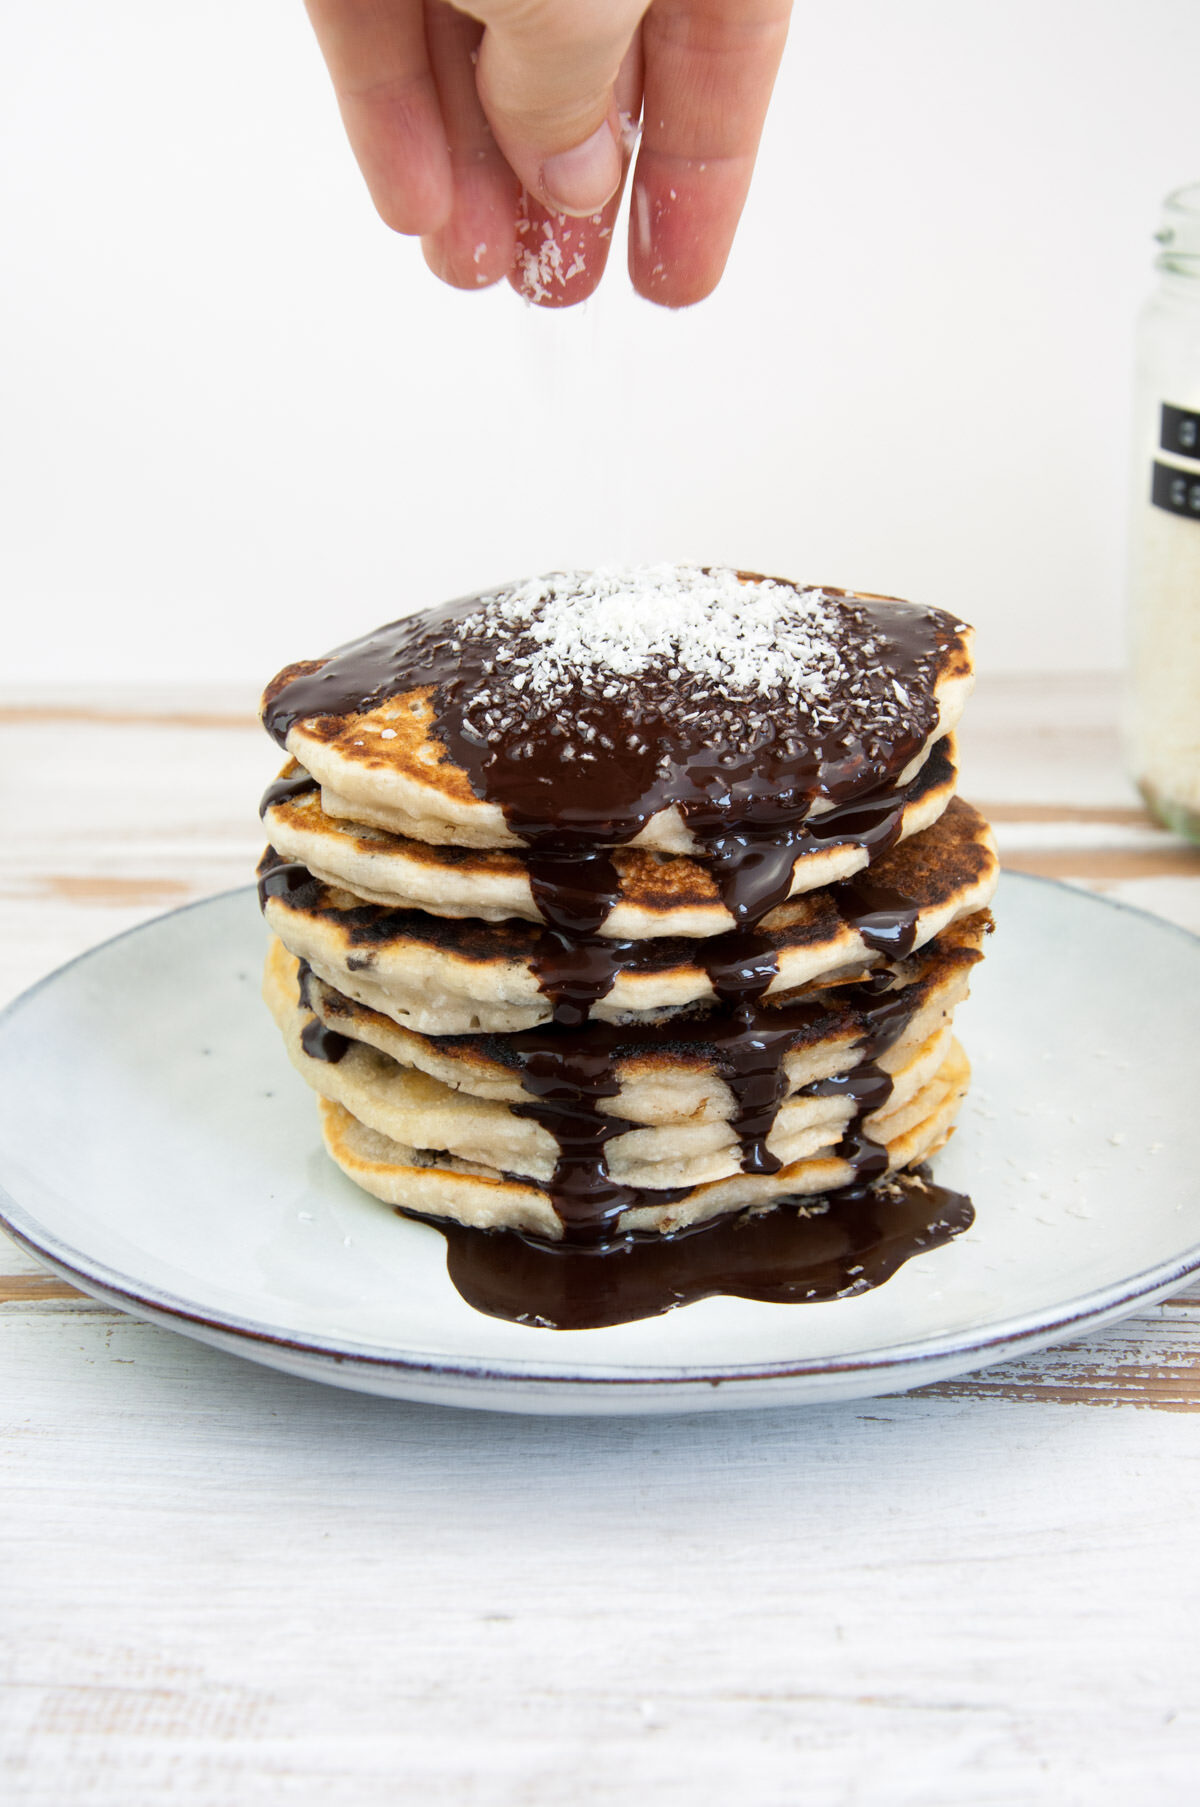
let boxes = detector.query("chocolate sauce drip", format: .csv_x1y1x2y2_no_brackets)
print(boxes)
832,1125,891,1188
710,1006,806,1176
300,1018,350,1064
804,1062,894,1116
701,929,780,1011
686,771,913,932
695,929,786,1173
700,834,811,929
526,849,623,938
846,966,926,1044
524,918,796,1195
815,969,927,1183
834,872,921,957
519,864,923,1204
256,850,322,914
416,1167,974,1330
506,1034,630,1239
293,958,351,1063
295,958,316,1010
529,933,636,1030
804,1060,895,1187
259,769,319,819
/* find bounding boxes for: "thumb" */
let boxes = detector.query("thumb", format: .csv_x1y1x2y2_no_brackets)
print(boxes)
470,0,648,216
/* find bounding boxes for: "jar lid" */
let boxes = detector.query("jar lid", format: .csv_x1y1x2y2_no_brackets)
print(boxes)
1157,183,1200,271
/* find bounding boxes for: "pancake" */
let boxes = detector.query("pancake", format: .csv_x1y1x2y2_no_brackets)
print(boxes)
259,796,998,1034
315,1038,971,1240
260,569,974,854
260,736,958,938
265,909,989,1123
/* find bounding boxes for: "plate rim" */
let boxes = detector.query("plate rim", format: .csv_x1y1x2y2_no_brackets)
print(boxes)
2,874,1199,1394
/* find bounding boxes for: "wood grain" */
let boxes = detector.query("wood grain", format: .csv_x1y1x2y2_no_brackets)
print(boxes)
0,1273,81,1302
27,875,194,906
999,846,1200,880
3,675,1200,1805
984,803,1152,825
925,1296,1200,1410
0,704,256,728
3,1299,1198,1805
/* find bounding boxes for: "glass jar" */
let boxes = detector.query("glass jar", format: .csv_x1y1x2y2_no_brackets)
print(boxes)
1128,182,1200,840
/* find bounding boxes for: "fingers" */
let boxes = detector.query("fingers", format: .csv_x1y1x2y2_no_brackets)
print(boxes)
630,0,792,307
304,0,787,309
471,0,649,216
304,0,452,235
420,2,519,289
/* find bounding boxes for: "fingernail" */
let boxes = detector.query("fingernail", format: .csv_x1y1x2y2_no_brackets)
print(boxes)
542,122,621,217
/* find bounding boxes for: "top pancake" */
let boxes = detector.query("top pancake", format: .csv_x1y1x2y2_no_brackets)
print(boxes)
261,568,974,852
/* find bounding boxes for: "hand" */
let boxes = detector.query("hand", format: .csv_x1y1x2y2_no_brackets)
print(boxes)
303,1,792,308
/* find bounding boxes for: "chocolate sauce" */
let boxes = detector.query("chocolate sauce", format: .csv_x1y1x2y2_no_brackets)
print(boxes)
527,849,622,938
293,958,351,1063
690,772,914,932
256,851,321,913
711,1002,812,1175
804,1062,895,1186
259,768,319,819
530,932,636,1029
294,958,317,1012
300,1018,350,1063
261,580,960,947
701,928,780,1011
260,577,963,1243
695,928,794,1174
833,873,921,958
417,1167,974,1330
505,1035,635,1239
516,767,924,1063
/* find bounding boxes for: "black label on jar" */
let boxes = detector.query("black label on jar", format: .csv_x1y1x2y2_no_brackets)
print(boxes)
1160,404,1200,460
1151,461,1200,518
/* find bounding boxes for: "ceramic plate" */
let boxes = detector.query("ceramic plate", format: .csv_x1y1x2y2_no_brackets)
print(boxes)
0,874,1197,1414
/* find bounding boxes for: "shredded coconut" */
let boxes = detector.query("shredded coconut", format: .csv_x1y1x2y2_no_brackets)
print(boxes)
460,567,841,699
515,196,587,303
437,565,941,759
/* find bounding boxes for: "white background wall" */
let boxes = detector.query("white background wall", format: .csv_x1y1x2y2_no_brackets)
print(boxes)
2,0,1198,687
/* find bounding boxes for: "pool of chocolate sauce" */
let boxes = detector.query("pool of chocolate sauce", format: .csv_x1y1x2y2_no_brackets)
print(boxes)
261,580,965,1248
410,1167,974,1330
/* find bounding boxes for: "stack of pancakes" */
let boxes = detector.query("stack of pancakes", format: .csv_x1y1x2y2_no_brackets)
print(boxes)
258,568,996,1247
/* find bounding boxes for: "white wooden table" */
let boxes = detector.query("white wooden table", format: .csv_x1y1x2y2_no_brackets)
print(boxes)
3,676,1200,1804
